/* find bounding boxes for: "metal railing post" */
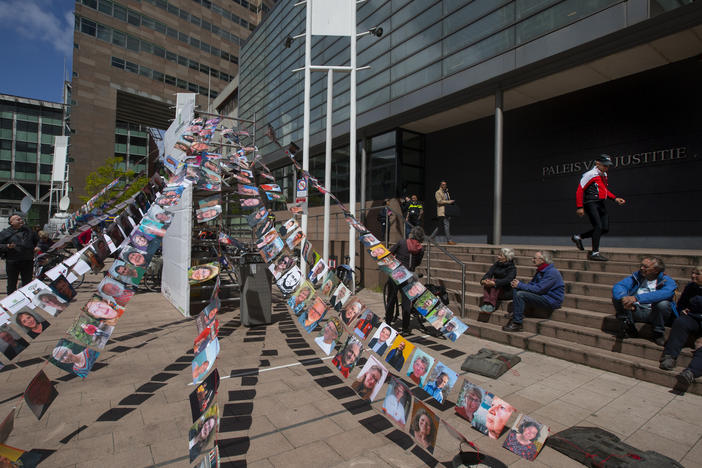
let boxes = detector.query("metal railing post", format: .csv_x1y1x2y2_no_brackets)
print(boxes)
426,241,431,284
461,263,466,317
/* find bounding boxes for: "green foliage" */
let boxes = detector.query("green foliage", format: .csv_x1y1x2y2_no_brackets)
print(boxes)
80,156,148,207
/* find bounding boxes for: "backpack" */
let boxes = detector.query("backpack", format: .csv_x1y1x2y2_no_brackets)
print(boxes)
425,283,449,306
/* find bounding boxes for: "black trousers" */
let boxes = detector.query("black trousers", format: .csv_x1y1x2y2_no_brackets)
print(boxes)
6,260,33,294
385,280,412,331
579,201,609,252
663,314,702,378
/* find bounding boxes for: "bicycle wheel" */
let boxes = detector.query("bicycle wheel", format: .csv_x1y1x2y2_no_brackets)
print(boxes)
72,273,85,289
354,267,363,291
383,281,392,309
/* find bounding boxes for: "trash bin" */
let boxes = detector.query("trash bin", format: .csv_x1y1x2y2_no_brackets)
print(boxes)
237,251,272,326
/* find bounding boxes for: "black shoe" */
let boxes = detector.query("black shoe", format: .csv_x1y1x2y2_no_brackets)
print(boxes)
571,235,584,251
588,252,608,261
676,369,695,388
654,334,666,347
502,322,523,332
617,319,638,339
659,355,676,371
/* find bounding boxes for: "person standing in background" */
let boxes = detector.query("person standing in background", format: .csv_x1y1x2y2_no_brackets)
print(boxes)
0,214,38,293
435,181,456,245
571,154,626,261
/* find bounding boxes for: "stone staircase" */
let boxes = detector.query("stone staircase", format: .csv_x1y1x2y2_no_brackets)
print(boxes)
416,244,702,395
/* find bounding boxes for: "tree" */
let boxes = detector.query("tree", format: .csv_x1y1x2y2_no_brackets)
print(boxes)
80,156,148,208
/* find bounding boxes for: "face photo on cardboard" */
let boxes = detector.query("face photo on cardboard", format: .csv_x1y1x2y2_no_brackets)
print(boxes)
192,338,219,385
385,334,415,372
194,321,218,355
368,244,391,260
239,197,262,210
188,403,219,462
298,296,327,333
67,312,114,349
276,266,302,296
119,246,150,268
314,317,342,356
83,295,124,326
145,204,174,226
341,297,365,329
196,299,220,333
33,290,68,317
308,257,328,286
423,361,459,404
117,214,135,238
441,317,469,342
360,233,380,248
406,348,436,387
139,218,167,238
285,227,305,250
259,183,281,192
129,230,156,253
14,309,49,339
260,237,284,263
196,205,222,223
455,380,486,424
106,222,125,247
268,253,296,280
409,400,439,454
237,184,259,197
256,228,279,249
426,306,453,329
471,391,495,435
300,240,312,263
351,355,388,401
382,377,412,428
503,414,548,461
254,218,274,239
135,192,150,213
156,186,184,206
246,206,268,227
368,323,397,356
329,282,351,311
91,236,112,262
316,271,338,301
484,395,515,439
390,265,414,285
414,290,439,317
402,281,427,301
126,203,143,224
23,370,58,421
49,275,76,302
286,280,315,315
353,310,379,341
189,368,220,422
331,336,363,378
189,263,220,284
49,339,100,378
109,260,145,286
378,256,401,270
0,324,29,360
97,277,135,307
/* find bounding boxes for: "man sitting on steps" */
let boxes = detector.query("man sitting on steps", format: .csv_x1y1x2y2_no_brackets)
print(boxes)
502,250,564,332
612,257,677,346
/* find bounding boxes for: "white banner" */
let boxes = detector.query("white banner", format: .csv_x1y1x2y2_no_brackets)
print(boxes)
52,136,68,182
162,93,196,173
310,0,354,36
161,183,192,317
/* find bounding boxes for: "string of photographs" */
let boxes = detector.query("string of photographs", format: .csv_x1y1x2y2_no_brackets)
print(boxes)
224,145,551,461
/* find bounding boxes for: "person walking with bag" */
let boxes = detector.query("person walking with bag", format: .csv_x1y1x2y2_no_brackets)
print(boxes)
0,214,39,294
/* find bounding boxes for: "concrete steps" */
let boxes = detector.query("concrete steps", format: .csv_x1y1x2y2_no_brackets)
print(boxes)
420,243,702,394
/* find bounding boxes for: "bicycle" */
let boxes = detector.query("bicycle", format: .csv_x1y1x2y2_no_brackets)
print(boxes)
142,250,163,292
332,255,362,292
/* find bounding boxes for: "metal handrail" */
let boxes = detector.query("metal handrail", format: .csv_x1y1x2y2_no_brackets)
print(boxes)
426,227,466,317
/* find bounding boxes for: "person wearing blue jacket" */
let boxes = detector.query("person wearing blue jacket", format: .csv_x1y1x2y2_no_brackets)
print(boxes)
502,251,564,332
612,257,677,345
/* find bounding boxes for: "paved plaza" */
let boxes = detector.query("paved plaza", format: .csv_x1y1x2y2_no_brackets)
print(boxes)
1,272,701,467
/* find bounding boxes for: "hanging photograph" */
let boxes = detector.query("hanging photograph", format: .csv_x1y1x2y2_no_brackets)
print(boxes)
314,317,342,355
382,377,411,428
189,263,220,284
189,368,220,422
49,339,100,378
422,361,459,404
503,414,549,461
367,323,397,356
455,380,486,424
196,205,222,223
331,336,363,378
298,296,327,333
351,355,388,401
13,308,50,339
409,399,439,454
67,313,114,349
23,370,58,420
406,348,435,387
384,333,415,372
276,265,302,296
0,324,28,360
188,403,219,462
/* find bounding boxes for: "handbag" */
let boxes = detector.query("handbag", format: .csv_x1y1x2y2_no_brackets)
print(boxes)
444,204,461,217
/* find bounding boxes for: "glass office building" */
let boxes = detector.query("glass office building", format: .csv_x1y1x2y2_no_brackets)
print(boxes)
0,94,67,225
239,0,701,247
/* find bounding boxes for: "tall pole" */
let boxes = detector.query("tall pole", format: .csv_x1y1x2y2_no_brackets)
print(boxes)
360,141,366,223
348,4,357,291
301,0,312,275
493,89,503,245
323,70,333,263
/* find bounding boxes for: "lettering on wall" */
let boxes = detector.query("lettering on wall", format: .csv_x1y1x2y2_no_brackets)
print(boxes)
541,147,689,178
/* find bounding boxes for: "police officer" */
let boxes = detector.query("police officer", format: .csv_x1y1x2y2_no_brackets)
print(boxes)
404,194,423,239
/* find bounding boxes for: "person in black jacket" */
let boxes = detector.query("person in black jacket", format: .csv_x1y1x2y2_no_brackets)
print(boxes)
659,267,702,388
0,214,39,294
480,248,517,313
384,226,425,334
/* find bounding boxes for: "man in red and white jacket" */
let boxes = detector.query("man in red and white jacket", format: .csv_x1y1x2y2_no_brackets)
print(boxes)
571,154,626,261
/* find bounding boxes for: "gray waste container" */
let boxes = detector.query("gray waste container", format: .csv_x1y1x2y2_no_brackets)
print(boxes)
237,252,272,326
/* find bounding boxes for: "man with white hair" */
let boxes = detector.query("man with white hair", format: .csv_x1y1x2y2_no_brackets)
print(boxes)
503,251,564,332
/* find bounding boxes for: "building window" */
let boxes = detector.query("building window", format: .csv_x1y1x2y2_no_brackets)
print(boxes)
165,75,176,86
125,61,138,73
80,18,97,36
127,8,140,26
111,56,125,69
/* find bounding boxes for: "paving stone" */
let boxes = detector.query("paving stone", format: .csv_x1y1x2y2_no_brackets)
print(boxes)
245,432,295,462
625,429,692,462
268,440,341,467
282,417,345,448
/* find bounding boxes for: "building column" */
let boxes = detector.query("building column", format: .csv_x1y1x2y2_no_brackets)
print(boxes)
493,89,503,245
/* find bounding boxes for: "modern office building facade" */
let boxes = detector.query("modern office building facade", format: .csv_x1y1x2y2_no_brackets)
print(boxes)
0,94,67,226
239,0,702,248
70,0,274,202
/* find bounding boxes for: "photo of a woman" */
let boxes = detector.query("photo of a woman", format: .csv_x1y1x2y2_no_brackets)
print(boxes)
503,415,545,461
409,402,439,454
15,310,50,339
